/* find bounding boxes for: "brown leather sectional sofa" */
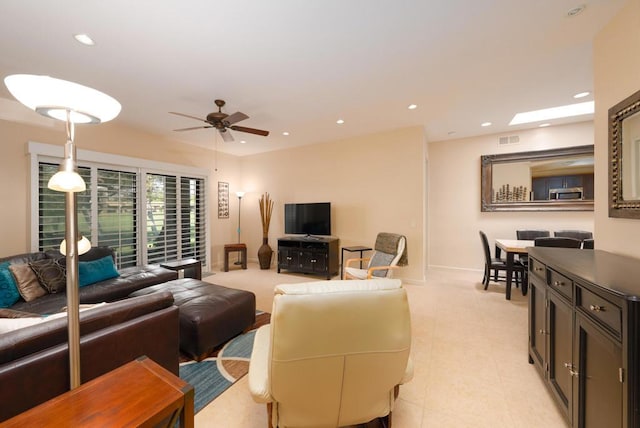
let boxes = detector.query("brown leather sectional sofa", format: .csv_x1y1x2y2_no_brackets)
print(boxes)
1,247,178,314
0,247,181,421
0,291,180,422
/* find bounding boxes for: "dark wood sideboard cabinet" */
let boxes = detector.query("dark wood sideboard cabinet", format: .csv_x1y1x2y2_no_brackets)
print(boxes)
277,236,339,279
528,247,640,427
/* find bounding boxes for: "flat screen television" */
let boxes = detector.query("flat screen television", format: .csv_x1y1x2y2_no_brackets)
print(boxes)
284,202,331,236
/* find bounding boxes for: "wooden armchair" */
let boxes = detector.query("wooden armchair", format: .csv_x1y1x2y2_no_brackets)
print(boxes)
343,233,407,280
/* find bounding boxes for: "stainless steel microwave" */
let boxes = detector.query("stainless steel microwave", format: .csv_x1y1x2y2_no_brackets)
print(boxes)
549,187,583,200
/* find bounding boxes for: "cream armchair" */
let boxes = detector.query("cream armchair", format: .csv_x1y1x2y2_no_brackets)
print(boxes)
248,279,413,428
343,233,408,280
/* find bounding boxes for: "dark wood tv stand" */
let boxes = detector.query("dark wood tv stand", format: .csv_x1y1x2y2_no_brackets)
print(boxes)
277,236,339,279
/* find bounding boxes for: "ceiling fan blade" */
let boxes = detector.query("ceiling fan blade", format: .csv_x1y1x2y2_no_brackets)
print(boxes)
219,129,234,142
173,126,213,132
169,111,208,123
224,111,249,125
230,125,270,137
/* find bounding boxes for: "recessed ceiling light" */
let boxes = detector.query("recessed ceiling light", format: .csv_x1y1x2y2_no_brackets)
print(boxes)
567,5,586,17
408,104,417,110
336,119,344,124
481,122,492,127
509,101,594,125
240,140,246,144
539,123,551,127
282,131,289,136
73,33,95,46
574,91,590,99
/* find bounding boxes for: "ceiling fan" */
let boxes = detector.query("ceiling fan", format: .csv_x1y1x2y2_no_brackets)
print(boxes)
169,99,269,142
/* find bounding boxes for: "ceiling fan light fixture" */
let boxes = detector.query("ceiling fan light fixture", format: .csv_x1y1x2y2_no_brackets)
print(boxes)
408,104,417,110
283,131,290,136
336,119,344,124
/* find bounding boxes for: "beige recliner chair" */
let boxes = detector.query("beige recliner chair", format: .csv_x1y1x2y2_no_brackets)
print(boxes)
248,279,413,428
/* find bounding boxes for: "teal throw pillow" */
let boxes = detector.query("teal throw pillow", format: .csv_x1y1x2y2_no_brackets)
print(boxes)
78,256,119,287
0,262,20,308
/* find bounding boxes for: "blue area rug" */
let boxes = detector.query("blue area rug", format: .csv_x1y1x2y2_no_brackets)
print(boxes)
179,312,268,413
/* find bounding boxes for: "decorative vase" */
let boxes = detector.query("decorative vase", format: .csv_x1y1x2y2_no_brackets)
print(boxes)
258,237,273,270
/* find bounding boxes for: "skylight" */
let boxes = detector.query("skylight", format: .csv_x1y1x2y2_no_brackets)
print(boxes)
509,101,594,126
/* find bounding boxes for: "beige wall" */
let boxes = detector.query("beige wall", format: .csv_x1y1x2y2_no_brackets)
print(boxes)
238,126,426,283
0,118,426,281
428,122,595,270
0,117,244,267
594,0,640,257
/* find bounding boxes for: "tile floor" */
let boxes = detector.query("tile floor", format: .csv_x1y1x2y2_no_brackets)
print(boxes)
194,265,567,427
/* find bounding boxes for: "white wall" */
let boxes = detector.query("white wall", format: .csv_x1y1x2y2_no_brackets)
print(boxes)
428,122,595,271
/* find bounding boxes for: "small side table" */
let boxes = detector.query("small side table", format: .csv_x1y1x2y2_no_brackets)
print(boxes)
160,258,202,280
224,243,247,272
2,356,194,428
341,245,372,279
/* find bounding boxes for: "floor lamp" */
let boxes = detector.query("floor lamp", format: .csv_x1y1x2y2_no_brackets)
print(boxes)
235,191,245,264
4,74,121,389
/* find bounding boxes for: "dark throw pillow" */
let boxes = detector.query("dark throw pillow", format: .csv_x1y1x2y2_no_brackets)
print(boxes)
29,258,67,293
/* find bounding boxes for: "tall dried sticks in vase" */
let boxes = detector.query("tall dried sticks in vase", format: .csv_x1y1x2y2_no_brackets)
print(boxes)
259,192,274,238
494,184,528,202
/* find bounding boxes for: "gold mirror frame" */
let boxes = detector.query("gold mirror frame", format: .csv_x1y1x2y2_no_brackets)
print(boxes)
609,89,640,219
481,145,594,212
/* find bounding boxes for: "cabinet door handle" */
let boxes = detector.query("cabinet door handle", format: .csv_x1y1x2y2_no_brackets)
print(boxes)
534,267,544,272
589,304,605,312
564,363,579,377
538,329,548,335
554,280,566,287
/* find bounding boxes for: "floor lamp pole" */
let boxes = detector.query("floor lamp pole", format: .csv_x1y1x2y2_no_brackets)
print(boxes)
63,115,81,389
235,191,245,265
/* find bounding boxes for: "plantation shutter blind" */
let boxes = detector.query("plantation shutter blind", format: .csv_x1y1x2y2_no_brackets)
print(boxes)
96,169,138,268
180,177,206,263
146,173,178,264
38,162,92,253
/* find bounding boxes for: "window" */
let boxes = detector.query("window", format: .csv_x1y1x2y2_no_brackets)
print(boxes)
33,143,209,270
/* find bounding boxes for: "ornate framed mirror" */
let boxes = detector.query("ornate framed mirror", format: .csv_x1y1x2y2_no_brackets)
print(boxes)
609,89,640,219
481,145,594,212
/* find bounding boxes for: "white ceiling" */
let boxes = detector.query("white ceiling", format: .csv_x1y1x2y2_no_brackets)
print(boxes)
0,0,626,156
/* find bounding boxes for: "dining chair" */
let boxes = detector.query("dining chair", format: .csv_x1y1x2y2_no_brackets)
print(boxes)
513,230,551,264
479,231,524,290
516,229,550,240
553,230,593,241
534,237,582,248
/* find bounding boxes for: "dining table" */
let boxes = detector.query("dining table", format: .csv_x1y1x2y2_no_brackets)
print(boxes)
494,239,534,300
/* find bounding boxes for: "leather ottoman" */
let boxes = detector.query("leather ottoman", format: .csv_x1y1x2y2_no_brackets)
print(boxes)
130,278,256,361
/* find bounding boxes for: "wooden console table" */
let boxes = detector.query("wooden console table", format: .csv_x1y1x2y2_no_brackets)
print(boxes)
1,356,194,427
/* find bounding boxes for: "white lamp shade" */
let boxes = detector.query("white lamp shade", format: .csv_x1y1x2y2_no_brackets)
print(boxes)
236,191,246,198
60,236,92,256
48,170,86,192
4,74,121,123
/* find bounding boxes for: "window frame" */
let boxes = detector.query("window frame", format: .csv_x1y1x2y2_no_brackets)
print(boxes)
28,141,211,270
